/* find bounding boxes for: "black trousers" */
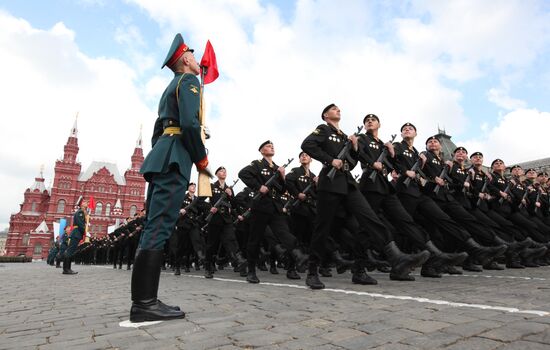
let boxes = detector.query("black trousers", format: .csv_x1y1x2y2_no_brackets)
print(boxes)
436,200,496,244
291,212,315,247
495,207,548,243
206,222,240,262
398,193,471,244
484,209,524,241
248,210,297,262
310,187,391,264
364,191,428,248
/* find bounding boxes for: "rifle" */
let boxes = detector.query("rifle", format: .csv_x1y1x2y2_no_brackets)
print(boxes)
534,186,542,214
433,165,450,195
499,179,513,204
252,158,294,201
233,208,251,225
476,175,490,207
203,179,240,226
518,185,530,209
462,167,475,194
327,126,363,181
403,152,427,187
366,134,397,182
287,181,315,209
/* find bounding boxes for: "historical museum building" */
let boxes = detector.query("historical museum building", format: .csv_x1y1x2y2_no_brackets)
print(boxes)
5,119,146,259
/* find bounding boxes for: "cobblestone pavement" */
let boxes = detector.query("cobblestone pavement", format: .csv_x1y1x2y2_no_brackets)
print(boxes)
1,262,550,349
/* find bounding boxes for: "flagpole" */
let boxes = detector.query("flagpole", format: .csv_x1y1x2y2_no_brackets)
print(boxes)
197,66,212,197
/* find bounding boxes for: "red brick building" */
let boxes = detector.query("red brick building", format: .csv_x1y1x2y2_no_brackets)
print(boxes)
5,119,146,259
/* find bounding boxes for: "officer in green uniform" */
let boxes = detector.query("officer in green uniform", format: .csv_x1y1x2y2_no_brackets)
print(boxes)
63,197,88,275
130,34,209,323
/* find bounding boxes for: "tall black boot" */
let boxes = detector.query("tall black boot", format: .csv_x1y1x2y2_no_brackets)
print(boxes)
464,238,506,266
425,241,468,266
351,261,377,285
384,241,430,281
230,251,247,272
291,248,309,271
62,258,78,275
204,261,213,279
305,262,325,290
246,261,259,284
130,249,185,323
55,258,61,268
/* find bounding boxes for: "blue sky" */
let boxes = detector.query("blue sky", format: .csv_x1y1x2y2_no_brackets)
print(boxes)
1,0,550,229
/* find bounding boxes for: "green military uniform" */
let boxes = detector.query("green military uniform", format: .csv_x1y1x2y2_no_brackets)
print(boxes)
131,33,205,322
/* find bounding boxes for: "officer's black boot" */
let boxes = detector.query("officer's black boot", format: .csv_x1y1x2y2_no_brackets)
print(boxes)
246,261,259,284
62,257,78,275
462,256,483,272
384,241,430,281
305,262,325,290
464,238,507,266
351,262,377,285
130,249,185,323
55,258,61,268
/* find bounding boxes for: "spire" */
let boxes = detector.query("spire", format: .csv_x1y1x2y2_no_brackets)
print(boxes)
70,112,78,138
39,164,44,178
136,124,143,148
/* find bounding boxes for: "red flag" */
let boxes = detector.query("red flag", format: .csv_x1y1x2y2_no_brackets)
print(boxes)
200,40,219,84
89,196,96,212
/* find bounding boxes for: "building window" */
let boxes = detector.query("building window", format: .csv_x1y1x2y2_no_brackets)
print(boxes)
99,186,104,193
57,200,66,213
129,205,137,217
31,201,37,212
95,202,103,216
34,244,42,255
22,234,30,246
105,203,111,217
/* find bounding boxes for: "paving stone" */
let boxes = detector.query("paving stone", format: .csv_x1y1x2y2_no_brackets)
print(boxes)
524,327,550,345
495,341,550,350
444,336,503,350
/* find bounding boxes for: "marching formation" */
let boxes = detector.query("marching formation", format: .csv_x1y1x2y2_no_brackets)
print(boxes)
47,34,550,324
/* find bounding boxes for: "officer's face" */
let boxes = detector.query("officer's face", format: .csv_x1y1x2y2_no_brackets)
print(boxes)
323,106,341,122
470,155,483,166
364,117,379,131
261,143,275,157
188,184,196,194
81,200,88,210
453,149,467,162
401,126,416,139
299,153,311,165
426,139,441,152
183,51,201,75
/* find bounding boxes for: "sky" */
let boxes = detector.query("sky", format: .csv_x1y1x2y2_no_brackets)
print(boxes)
1,0,550,230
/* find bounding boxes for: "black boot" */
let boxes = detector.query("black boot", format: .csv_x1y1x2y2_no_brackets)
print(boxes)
331,251,354,268
174,265,181,276
319,266,333,277
269,258,279,275
351,262,377,285
462,256,482,272
204,261,213,279
62,258,78,275
183,256,190,273
130,249,185,323
505,252,525,269
55,258,61,268
440,265,463,274
384,241,429,281
246,262,259,284
305,262,325,290
464,238,506,266
420,259,442,278
286,267,301,280
425,241,468,267
483,260,505,270
230,251,247,271
291,248,309,271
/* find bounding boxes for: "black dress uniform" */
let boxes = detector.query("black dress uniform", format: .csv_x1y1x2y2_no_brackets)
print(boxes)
285,165,317,247
204,181,246,278
358,134,465,278
238,158,306,283
301,123,429,289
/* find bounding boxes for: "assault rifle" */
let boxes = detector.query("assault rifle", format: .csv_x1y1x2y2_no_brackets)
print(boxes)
433,165,450,195
327,126,363,181
252,158,294,201
518,185,530,209
403,152,426,187
462,167,475,194
366,134,397,182
203,179,240,227
499,180,513,204
534,186,542,214
233,208,251,225
476,175,490,207
286,181,315,210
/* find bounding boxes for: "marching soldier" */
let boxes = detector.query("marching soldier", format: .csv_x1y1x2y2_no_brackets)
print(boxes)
203,167,246,278
301,104,429,289
130,34,209,322
238,140,308,284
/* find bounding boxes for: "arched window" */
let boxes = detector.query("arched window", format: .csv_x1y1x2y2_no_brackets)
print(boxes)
57,200,66,213
95,202,103,216
31,201,37,212
105,203,111,217
22,234,30,246
129,205,137,217
34,244,42,255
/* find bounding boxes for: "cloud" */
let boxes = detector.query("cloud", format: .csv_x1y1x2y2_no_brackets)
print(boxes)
487,88,527,110
0,10,155,227
461,108,550,165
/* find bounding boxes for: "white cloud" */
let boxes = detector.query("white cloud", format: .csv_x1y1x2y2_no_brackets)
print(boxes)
0,11,155,228
487,88,527,110
461,109,550,165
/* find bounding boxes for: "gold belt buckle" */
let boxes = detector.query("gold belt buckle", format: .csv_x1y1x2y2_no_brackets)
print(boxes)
163,127,182,136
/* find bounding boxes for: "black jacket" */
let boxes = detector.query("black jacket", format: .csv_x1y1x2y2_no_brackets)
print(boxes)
285,166,317,216
238,158,286,214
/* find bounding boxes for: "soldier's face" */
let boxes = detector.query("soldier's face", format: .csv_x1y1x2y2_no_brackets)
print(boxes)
492,161,505,172
453,149,467,162
261,143,275,157
183,52,201,75
188,184,196,193
426,139,441,152
364,117,379,131
323,106,341,122
512,168,523,177
299,153,311,165
81,200,88,210
470,155,483,166
217,169,227,180
527,170,537,179
401,126,416,139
